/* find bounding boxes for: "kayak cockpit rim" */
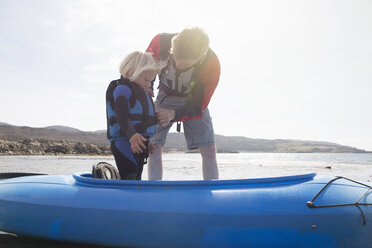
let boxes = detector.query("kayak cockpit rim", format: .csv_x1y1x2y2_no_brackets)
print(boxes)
73,172,317,188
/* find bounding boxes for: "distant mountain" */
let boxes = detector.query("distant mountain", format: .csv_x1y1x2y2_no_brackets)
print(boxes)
44,125,82,133
0,122,12,126
91,130,106,134
0,124,107,146
0,122,370,155
164,133,369,153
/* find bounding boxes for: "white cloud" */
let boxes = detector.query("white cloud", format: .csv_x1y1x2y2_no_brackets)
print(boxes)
82,57,120,84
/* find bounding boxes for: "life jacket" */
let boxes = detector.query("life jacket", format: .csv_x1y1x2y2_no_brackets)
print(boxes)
106,78,157,141
157,33,213,97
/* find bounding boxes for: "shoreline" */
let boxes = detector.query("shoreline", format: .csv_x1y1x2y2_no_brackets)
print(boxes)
1,137,370,155
1,151,371,156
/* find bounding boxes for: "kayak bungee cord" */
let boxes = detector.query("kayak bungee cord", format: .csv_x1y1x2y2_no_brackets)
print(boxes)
307,176,372,225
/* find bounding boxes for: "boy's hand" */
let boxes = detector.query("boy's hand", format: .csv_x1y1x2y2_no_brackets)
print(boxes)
129,133,147,154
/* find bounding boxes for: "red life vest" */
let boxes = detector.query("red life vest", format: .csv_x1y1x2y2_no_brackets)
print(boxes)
146,33,220,122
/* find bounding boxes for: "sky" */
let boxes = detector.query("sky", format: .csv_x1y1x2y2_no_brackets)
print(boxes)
0,0,371,151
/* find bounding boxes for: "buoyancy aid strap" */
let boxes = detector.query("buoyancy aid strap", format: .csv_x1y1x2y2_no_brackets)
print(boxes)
159,83,189,97
128,114,145,121
133,116,158,133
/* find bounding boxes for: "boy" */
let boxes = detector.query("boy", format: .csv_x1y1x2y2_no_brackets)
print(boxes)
106,51,163,180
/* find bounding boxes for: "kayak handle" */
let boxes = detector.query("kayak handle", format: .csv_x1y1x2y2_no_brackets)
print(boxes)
307,176,372,225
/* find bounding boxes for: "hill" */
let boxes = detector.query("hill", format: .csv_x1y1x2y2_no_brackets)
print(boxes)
0,122,11,126
44,125,82,133
165,133,368,153
0,123,369,155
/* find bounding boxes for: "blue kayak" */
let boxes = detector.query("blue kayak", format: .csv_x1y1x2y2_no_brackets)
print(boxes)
0,172,371,248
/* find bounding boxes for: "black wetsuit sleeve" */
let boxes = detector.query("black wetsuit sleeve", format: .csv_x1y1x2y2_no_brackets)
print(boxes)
174,81,204,120
114,96,137,139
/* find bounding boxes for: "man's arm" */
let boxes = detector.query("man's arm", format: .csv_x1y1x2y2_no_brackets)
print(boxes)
145,34,161,95
146,34,161,62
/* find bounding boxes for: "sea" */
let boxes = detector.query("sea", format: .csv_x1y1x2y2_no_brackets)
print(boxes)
1,153,372,247
1,152,372,182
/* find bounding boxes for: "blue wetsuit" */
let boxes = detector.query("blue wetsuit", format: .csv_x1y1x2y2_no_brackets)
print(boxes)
106,77,156,180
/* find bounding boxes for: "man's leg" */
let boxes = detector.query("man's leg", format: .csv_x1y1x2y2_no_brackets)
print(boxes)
183,108,218,180
147,117,173,180
148,143,164,180
199,144,219,180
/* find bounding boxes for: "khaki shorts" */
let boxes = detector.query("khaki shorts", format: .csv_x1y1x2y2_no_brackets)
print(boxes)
150,91,215,150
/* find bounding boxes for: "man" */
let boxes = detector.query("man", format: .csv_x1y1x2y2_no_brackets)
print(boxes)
146,27,220,180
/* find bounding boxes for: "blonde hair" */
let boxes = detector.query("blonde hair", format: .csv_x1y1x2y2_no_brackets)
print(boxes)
170,27,209,61
119,51,163,81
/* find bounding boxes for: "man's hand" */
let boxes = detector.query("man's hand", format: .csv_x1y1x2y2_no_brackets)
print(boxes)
156,109,176,126
129,133,147,154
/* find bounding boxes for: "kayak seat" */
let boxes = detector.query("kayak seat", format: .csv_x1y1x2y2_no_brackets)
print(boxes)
92,162,121,180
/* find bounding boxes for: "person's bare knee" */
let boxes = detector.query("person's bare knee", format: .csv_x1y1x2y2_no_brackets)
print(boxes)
199,145,216,159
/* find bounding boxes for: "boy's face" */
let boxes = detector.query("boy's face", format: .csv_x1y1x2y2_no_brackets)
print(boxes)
134,70,156,90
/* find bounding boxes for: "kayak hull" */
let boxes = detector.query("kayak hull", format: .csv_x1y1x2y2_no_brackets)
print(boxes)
0,173,371,248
